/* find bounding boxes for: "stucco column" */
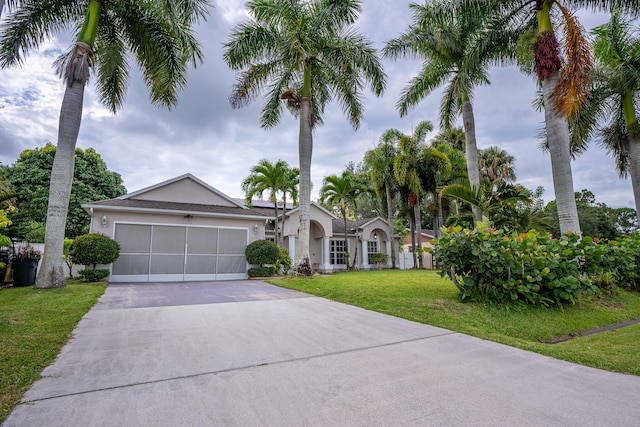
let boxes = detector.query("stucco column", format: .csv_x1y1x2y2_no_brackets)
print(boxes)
385,240,392,268
361,239,369,270
322,236,331,272
289,236,296,265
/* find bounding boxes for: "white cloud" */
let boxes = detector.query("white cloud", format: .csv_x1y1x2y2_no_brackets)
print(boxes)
0,2,634,211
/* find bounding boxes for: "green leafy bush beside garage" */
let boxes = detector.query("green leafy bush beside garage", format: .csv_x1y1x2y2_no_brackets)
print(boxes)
245,240,279,277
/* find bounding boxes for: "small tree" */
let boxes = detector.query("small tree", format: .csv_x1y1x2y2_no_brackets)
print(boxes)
69,233,120,282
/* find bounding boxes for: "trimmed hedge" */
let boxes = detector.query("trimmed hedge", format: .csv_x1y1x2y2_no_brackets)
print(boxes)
70,233,120,269
245,240,279,265
78,268,110,282
248,266,274,278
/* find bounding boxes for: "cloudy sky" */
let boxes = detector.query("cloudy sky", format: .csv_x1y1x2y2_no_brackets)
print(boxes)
0,1,634,209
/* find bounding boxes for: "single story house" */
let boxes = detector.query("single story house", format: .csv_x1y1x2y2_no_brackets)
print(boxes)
83,174,399,282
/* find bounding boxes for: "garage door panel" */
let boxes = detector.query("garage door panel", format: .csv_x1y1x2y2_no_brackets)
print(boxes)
116,225,151,253
217,255,246,274
219,229,247,254
112,254,150,275
152,226,186,254
112,224,247,282
150,255,185,274
186,255,217,274
187,228,218,254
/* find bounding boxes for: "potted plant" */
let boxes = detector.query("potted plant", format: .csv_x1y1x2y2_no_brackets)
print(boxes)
371,253,389,270
11,243,41,287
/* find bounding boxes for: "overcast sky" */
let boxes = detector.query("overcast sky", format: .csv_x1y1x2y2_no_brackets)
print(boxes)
0,1,634,209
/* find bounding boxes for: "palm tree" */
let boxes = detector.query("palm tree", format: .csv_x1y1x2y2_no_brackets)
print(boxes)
478,146,517,182
1,1,208,288
441,177,531,223
319,170,366,269
223,0,386,271
575,13,640,223
384,0,518,224
364,137,398,268
279,166,300,247
456,0,640,234
392,121,450,267
242,159,296,246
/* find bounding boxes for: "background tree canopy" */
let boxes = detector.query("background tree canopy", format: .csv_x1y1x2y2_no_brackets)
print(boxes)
2,144,126,239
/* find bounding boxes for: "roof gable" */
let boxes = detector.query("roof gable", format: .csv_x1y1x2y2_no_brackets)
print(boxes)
121,174,244,208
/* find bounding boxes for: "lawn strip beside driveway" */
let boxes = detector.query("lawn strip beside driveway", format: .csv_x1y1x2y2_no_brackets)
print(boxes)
3,280,640,426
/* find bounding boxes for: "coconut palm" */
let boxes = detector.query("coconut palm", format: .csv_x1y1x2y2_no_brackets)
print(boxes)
455,0,640,234
364,136,399,268
223,0,386,271
320,170,366,269
478,146,517,182
243,159,297,246
0,0,207,288
384,0,519,224
575,13,640,223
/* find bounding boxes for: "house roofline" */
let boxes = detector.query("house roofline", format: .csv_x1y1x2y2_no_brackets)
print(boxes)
82,203,268,221
119,173,247,209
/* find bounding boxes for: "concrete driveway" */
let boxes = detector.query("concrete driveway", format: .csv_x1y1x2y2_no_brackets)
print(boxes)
4,280,640,426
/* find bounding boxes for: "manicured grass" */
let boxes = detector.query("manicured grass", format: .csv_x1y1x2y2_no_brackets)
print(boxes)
0,282,106,424
268,270,640,375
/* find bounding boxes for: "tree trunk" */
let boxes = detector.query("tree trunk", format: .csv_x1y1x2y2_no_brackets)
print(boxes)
296,97,312,265
627,136,640,223
542,70,581,235
273,202,279,247
385,183,396,268
35,80,86,288
414,197,423,268
409,208,416,268
462,100,482,225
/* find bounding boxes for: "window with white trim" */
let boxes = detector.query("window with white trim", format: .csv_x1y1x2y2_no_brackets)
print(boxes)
329,239,347,265
367,240,378,264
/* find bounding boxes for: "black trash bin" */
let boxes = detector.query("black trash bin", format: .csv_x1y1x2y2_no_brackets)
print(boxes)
12,257,40,287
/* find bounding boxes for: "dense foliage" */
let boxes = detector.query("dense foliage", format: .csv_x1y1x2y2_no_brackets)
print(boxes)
69,233,120,269
77,269,110,282
245,240,279,266
431,219,604,305
3,144,126,238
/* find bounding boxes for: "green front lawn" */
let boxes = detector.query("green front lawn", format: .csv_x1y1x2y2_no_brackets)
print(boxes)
269,270,640,375
0,282,106,424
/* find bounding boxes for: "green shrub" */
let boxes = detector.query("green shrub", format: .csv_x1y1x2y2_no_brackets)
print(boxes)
431,219,599,305
275,247,292,273
245,240,279,265
69,233,120,269
78,268,110,282
371,253,389,266
599,233,640,291
248,266,273,278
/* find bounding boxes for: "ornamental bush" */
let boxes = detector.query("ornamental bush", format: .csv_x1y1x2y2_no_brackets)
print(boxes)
245,240,279,265
69,233,120,269
598,232,640,291
275,247,292,273
78,268,110,282
431,219,600,305
248,266,273,278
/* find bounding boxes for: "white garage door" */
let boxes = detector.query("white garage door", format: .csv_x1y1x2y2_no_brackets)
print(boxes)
110,224,248,282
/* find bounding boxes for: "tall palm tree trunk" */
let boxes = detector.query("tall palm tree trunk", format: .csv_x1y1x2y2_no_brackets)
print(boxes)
296,97,312,266
385,183,396,268
462,100,482,224
628,138,640,222
272,201,279,247
36,2,100,288
414,197,423,268
35,79,86,288
542,70,581,235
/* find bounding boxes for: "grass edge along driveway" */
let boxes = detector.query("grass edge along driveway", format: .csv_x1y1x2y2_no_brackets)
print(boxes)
268,270,640,376
0,282,106,424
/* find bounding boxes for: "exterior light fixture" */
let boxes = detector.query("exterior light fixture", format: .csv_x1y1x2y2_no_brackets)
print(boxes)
101,215,108,227
373,232,378,239
254,224,259,234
